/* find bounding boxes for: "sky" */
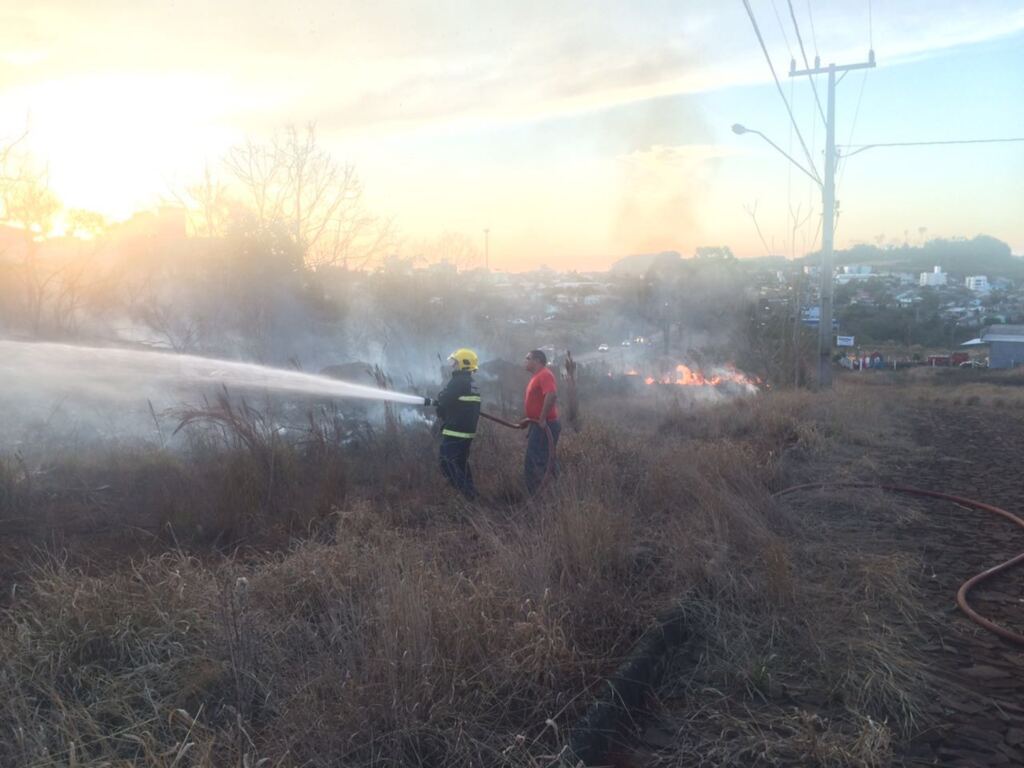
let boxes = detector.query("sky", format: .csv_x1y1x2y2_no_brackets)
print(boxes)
1,0,1022,271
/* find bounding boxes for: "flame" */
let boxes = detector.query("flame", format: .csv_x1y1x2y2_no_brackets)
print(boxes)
644,364,760,389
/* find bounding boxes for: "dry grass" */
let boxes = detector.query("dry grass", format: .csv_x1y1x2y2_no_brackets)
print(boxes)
847,366,1024,412
0,386,937,766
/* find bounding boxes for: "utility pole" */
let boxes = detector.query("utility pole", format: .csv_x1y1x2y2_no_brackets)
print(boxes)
483,228,490,271
790,53,874,388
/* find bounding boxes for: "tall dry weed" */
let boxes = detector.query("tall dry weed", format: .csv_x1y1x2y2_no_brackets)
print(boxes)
0,383,936,766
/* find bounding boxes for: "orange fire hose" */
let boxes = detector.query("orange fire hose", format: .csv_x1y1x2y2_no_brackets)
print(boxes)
776,483,1024,646
479,411,556,492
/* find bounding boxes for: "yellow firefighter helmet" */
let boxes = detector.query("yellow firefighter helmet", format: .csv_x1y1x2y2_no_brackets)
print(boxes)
448,348,479,372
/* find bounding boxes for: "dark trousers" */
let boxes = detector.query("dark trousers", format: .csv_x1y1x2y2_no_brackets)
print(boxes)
525,420,561,495
440,436,476,499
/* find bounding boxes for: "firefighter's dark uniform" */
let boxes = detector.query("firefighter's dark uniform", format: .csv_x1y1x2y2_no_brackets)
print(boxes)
435,370,481,499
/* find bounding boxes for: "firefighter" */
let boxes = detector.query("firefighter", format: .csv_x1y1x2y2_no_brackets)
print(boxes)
434,348,481,499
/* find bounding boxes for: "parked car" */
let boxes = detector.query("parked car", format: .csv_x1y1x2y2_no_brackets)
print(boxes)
597,344,609,352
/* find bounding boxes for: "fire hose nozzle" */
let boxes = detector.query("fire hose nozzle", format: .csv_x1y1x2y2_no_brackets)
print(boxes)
423,397,436,407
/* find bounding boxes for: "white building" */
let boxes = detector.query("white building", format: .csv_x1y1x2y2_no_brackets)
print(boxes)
836,265,874,284
965,275,991,293
919,266,948,287
842,265,872,276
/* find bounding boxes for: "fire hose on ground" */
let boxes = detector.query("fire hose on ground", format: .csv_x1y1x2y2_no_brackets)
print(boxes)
559,483,1024,767
775,483,1024,646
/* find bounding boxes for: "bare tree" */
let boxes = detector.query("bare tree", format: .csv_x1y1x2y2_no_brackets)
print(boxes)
172,164,232,238
427,231,480,270
223,123,392,269
0,152,62,335
743,201,773,257
0,126,28,182
50,209,121,336
135,300,202,352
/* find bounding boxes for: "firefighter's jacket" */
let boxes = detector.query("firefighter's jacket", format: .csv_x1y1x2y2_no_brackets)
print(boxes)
435,371,481,440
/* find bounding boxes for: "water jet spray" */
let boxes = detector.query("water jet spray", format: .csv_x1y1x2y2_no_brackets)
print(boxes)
0,339,433,407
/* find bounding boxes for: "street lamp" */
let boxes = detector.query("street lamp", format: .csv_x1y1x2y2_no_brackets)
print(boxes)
731,124,821,186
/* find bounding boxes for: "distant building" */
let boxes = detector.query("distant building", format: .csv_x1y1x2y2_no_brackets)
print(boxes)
836,265,874,284
896,291,922,306
964,275,991,293
919,266,948,287
962,325,1024,368
993,277,1014,291
800,306,839,329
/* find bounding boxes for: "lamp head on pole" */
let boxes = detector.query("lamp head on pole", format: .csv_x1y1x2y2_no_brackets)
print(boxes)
731,124,748,135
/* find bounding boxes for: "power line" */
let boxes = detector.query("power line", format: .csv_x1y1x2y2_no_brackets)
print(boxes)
740,0,822,183
868,0,874,51
785,75,796,257
805,0,820,56
840,137,1024,157
835,68,869,194
769,0,795,55
786,0,827,127
801,71,818,257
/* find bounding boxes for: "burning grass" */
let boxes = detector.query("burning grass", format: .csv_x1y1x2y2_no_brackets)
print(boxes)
0,383,937,766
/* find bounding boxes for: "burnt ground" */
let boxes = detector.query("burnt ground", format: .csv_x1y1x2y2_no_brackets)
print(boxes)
883,399,1024,766
623,392,1024,767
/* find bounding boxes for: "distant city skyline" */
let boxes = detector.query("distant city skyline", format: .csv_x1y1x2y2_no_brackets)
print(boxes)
2,1,1022,270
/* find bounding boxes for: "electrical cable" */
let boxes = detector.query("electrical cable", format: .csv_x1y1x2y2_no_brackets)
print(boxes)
769,0,795,56
771,0,802,257
786,76,796,257
805,0,820,57
840,136,1024,157
786,0,827,127
806,88,820,255
834,68,870,235
740,0,822,183
868,0,874,51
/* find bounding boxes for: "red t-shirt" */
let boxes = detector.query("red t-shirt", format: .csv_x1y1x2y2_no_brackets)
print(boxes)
525,367,559,421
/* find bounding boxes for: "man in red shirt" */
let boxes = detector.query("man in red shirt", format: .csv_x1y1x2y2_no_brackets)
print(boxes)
522,349,560,494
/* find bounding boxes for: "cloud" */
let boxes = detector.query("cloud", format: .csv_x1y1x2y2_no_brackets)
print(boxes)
3,1,1023,140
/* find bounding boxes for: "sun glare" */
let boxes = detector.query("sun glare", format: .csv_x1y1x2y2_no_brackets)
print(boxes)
6,72,239,221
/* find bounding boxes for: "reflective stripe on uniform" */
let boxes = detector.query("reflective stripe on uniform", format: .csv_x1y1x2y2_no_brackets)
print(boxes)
458,395,482,402
442,428,475,439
